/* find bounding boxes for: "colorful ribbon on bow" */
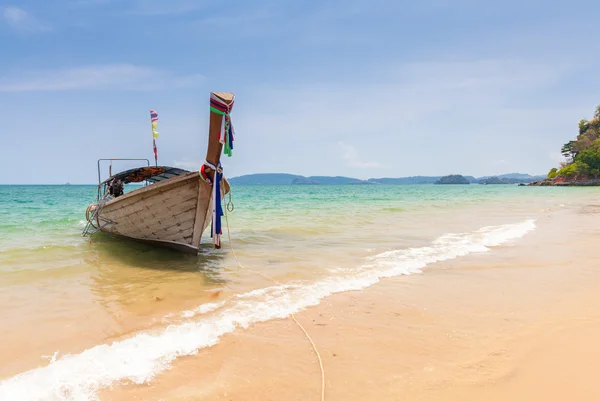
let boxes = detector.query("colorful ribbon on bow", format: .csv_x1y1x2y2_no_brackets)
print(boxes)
201,161,223,249
209,93,235,157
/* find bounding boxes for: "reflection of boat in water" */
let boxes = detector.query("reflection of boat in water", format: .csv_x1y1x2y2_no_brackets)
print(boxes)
83,234,229,329
83,92,237,254
86,231,227,272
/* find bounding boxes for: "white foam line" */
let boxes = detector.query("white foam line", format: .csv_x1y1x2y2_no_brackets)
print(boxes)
180,300,226,319
0,219,536,401
161,300,226,323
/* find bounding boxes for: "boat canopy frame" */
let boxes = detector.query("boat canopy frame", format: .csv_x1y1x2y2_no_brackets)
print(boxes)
95,158,190,201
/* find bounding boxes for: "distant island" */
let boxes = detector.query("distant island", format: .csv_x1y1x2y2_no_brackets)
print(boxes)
230,174,371,185
435,175,470,184
530,105,600,186
229,173,546,186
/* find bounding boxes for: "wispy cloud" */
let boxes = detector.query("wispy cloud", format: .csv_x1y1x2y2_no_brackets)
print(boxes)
173,158,201,170
0,64,204,92
338,141,382,168
2,6,50,33
68,0,113,7
66,0,205,15
549,151,566,165
128,0,207,15
193,9,273,28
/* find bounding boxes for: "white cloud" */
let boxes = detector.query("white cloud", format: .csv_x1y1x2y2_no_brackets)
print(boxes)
68,0,203,13
0,64,204,92
192,9,273,30
128,0,207,15
173,158,202,170
549,152,566,164
338,141,383,169
68,0,113,7
2,6,50,33
3,6,26,22
339,141,358,160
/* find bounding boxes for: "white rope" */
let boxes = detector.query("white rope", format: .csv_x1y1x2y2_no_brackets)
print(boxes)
203,160,221,173
223,202,326,401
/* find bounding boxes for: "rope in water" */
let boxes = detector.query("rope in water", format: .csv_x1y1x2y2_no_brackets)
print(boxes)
223,201,326,401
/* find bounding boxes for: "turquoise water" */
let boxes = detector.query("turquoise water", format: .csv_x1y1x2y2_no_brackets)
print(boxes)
0,183,594,274
0,183,597,400
0,183,595,280
0,183,586,244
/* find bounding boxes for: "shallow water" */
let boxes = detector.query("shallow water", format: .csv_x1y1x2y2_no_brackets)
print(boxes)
0,183,597,400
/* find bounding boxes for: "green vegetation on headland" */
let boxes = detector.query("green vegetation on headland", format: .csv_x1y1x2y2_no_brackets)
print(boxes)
531,105,600,186
229,173,546,186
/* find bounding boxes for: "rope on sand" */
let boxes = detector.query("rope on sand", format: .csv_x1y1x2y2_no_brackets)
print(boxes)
223,203,326,401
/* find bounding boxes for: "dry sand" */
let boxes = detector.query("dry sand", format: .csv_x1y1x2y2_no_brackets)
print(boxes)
102,203,600,401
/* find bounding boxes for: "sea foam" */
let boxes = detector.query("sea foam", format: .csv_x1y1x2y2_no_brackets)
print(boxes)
0,219,536,401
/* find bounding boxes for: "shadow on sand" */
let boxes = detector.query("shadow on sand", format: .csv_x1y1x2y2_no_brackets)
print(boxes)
84,232,226,273
81,233,231,314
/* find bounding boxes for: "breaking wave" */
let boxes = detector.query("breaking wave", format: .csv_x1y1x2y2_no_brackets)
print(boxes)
0,219,536,400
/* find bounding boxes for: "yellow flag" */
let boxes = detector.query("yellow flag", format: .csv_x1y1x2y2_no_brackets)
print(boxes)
152,121,159,138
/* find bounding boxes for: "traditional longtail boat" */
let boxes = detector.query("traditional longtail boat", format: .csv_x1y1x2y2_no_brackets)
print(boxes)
82,92,236,253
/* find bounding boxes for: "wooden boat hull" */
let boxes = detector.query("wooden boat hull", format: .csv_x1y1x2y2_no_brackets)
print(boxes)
92,171,228,254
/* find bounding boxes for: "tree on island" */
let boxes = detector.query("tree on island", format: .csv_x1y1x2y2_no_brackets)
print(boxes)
561,140,576,162
550,105,600,180
435,175,470,184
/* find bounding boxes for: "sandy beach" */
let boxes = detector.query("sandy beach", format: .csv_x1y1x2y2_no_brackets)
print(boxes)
89,201,600,400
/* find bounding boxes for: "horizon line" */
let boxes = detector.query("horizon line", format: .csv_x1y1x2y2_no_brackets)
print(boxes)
0,171,547,186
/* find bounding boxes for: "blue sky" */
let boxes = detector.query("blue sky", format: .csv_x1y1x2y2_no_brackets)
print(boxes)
1,0,599,184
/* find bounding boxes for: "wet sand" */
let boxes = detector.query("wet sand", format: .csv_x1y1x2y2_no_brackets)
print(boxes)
100,202,600,400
